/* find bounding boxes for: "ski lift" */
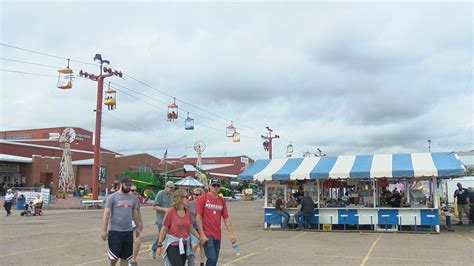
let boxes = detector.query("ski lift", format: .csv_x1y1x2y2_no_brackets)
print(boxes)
167,98,178,121
263,140,269,151
57,59,73,89
226,121,236,137
232,131,241,142
185,112,194,130
104,82,117,110
286,142,293,157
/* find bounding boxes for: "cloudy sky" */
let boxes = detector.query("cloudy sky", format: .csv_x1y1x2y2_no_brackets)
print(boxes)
1,1,472,160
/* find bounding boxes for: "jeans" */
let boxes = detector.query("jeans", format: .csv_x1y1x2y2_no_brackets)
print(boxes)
276,210,290,229
203,237,221,266
295,212,310,229
151,223,162,252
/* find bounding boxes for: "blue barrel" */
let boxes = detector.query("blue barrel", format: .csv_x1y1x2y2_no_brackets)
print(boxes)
16,198,25,210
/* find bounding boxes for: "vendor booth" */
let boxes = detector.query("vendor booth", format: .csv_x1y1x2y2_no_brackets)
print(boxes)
238,152,465,233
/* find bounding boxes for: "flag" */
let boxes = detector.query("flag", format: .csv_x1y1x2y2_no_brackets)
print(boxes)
160,149,168,165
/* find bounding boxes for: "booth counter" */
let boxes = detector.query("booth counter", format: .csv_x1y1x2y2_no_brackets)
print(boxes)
238,152,465,233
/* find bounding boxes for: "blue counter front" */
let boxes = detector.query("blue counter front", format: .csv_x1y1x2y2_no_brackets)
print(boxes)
264,207,440,232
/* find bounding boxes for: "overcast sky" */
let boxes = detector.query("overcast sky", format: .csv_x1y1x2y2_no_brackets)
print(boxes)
1,1,472,161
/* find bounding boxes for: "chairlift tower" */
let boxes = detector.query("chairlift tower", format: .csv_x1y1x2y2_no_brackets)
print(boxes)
58,128,76,196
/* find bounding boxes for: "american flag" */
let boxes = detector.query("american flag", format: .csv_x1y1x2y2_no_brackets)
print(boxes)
159,149,168,164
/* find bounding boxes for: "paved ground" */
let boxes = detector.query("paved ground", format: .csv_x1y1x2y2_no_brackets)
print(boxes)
0,199,472,265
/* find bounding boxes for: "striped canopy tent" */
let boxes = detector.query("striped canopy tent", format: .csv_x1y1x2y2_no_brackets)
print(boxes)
238,152,465,181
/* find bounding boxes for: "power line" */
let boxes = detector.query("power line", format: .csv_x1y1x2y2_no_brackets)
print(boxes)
123,72,263,134
0,43,265,137
0,57,60,69
0,43,99,67
0,68,57,78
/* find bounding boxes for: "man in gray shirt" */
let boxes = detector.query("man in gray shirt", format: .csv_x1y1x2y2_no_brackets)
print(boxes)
101,176,142,266
150,180,175,259
294,191,315,230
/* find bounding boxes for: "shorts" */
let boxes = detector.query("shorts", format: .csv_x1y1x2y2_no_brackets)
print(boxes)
190,233,199,245
107,230,134,261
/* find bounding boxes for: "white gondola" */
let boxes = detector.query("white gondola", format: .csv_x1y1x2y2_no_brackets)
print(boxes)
226,121,236,137
185,112,194,130
57,59,73,90
286,142,293,157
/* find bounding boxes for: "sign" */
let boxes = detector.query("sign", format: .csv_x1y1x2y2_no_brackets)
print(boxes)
99,166,107,184
41,188,50,204
241,157,249,164
0,163,20,173
75,133,92,141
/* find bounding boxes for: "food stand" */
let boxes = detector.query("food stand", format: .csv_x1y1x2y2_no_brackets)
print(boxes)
238,152,465,233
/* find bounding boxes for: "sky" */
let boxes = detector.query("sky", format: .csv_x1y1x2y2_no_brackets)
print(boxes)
1,1,473,161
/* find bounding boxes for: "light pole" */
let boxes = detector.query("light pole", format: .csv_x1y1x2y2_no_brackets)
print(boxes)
261,126,279,159
428,139,431,153
79,54,122,200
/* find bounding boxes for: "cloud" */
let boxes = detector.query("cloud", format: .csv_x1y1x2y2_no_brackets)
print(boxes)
1,1,472,160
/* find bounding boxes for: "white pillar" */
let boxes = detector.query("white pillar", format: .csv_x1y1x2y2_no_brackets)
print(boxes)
430,176,440,232
317,180,320,208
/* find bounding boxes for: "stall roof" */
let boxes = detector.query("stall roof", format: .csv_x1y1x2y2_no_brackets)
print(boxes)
238,152,465,181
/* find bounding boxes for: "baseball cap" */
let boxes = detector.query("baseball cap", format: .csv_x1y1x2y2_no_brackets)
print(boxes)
165,181,175,188
120,176,132,185
209,178,221,186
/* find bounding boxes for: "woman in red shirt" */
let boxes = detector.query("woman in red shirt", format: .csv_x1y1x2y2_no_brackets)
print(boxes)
156,189,200,266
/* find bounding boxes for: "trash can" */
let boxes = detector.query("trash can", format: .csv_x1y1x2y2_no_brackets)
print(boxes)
16,197,25,210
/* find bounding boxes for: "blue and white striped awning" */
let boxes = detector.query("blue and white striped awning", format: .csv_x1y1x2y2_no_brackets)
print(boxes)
238,152,465,181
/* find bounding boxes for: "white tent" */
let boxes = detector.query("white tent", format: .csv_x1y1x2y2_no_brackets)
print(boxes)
175,176,204,187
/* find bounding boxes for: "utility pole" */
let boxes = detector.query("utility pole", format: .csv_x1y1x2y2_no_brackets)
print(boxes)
79,54,122,200
428,139,431,153
261,126,279,159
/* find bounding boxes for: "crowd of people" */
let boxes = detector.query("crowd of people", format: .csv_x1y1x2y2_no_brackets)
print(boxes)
101,177,237,266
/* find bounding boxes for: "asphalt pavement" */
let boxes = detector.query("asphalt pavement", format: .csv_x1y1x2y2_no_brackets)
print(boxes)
0,199,472,265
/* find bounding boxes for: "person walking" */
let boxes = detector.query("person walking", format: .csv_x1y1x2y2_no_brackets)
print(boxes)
151,181,175,258
188,187,206,266
3,189,14,216
454,182,471,225
156,189,200,266
196,178,236,266
100,177,143,266
129,186,142,266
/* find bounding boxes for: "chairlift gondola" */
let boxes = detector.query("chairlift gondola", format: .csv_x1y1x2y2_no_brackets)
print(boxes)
185,112,194,130
226,121,236,137
232,131,241,142
286,142,293,157
57,59,74,90
104,82,117,110
167,98,178,121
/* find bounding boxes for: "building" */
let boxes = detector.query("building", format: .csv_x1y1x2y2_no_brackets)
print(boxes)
0,127,253,194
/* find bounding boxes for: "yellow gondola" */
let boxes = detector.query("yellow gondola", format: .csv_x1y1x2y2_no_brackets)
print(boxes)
232,131,241,142
104,82,117,110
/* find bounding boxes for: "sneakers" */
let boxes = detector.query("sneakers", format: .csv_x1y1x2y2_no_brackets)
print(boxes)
455,221,463,225
149,246,156,259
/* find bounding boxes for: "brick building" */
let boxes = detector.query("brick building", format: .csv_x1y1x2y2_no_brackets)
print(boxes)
0,127,252,194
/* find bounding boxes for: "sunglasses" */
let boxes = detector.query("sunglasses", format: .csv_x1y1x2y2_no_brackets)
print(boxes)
194,193,200,196
211,184,220,187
